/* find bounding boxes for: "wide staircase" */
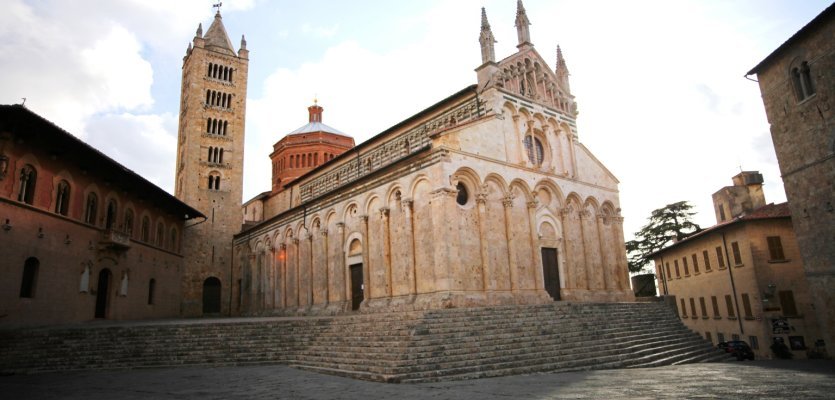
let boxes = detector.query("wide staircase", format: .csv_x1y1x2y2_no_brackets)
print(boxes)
0,302,729,383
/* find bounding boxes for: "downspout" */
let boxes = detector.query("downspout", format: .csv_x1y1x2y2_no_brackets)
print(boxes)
721,231,745,335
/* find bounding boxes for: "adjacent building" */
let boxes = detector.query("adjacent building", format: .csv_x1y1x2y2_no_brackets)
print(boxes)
233,3,633,315
0,105,202,326
746,3,834,354
653,172,822,359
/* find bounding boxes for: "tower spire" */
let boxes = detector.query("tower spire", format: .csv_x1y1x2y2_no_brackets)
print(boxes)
514,0,532,48
555,44,571,92
479,7,497,64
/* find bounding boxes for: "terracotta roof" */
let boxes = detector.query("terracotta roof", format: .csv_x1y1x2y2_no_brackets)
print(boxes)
651,202,791,257
0,104,204,220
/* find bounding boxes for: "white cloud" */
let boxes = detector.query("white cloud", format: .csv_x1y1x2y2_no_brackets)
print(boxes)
85,112,178,192
81,25,154,112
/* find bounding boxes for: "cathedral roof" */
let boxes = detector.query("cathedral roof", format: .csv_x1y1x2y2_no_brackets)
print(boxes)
287,121,347,136
203,12,236,56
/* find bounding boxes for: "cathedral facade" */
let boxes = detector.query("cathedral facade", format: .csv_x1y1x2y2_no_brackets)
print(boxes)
231,3,633,315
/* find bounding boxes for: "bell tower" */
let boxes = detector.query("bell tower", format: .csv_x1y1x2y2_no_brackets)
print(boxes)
175,10,249,316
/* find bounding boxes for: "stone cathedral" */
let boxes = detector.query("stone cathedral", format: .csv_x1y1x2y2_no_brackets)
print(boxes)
219,2,633,316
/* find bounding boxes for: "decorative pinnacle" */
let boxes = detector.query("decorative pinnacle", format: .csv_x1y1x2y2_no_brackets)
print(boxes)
240,34,247,50
196,23,203,37
481,7,490,29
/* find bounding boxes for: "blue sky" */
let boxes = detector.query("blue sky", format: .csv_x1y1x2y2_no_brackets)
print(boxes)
1,0,831,245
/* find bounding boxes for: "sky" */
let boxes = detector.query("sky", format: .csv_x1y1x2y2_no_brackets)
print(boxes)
1,0,830,248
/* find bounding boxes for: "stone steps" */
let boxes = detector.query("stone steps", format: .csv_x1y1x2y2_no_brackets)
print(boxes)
0,302,727,382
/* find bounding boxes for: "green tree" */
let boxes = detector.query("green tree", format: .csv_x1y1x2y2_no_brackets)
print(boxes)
626,201,701,273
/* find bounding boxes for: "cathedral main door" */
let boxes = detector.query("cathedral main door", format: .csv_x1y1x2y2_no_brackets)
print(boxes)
541,248,561,300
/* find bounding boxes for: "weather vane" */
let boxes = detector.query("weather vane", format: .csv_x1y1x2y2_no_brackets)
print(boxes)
213,2,222,13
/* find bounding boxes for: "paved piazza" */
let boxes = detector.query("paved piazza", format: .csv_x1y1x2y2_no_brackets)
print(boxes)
2,360,834,399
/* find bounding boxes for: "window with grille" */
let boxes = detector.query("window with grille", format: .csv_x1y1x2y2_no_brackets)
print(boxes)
523,135,544,166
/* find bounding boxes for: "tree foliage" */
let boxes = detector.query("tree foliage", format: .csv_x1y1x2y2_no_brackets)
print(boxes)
626,201,701,273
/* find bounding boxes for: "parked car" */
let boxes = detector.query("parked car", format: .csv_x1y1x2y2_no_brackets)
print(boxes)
717,340,755,360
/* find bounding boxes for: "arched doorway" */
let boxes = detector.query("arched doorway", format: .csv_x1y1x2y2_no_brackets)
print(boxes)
347,238,364,311
202,277,222,314
94,269,111,318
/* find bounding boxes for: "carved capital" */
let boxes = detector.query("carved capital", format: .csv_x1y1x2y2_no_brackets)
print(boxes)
475,193,488,205
527,200,539,209
502,195,515,208
401,198,414,210
320,229,329,236
336,222,345,229
279,243,287,250
292,238,299,245
360,215,369,223
579,210,591,219
559,206,573,217
379,206,390,218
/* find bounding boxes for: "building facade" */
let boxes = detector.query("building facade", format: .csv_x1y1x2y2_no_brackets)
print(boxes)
654,172,822,359
746,4,834,353
0,105,202,326
174,12,249,317
233,3,633,316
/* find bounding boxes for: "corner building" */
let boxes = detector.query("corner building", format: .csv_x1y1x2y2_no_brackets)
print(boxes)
233,3,633,315
747,4,834,353
0,105,202,326
175,12,249,316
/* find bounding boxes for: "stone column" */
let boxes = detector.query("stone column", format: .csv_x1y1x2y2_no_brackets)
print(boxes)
579,209,591,290
613,216,629,291
380,206,392,297
568,133,578,178
320,228,329,305
401,199,417,295
307,233,314,307
293,238,300,307
248,253,256,313
476,192,489,291
430,187,458,291
527,199,542,291
269,246,276,310
559,207,573,289
512,114,525,164
503,195,518,291
597,215,611,290
279,243,287,309
336,222,347,302
360,215,371,299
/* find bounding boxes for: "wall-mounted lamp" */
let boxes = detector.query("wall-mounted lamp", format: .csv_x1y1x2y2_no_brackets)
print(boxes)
37,227,44,238
2,219,11,231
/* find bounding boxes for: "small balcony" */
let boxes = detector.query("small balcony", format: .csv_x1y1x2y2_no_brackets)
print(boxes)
100,229,131,250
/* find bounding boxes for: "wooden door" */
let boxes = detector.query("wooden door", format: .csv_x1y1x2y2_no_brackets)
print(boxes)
350,264,364,311
94,269,111,318
541,248,560,300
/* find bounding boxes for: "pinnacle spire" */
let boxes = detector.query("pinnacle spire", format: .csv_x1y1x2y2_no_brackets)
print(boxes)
202,10,236,55
514,0,532,47
196,23,203,38
479,7,497,64
555,44,571,92
240,34,247,50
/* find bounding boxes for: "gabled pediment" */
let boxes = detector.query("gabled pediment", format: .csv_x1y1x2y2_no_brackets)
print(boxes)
492,47,575,115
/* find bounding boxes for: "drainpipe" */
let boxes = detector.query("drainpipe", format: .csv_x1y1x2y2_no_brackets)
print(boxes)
721,232,745,335
659,255,668,296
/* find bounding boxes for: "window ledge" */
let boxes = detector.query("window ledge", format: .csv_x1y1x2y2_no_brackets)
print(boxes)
713,316,722,320
691,316,699,320
728,316,738,320
702,316,710,320
798,93,817,105
734,263,744,268
705,269,713,273
744,316,756,320
694,272,701,276
768,259,790,264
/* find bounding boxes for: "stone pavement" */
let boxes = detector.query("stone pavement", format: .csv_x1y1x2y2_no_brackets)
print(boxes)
1,360,833,399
